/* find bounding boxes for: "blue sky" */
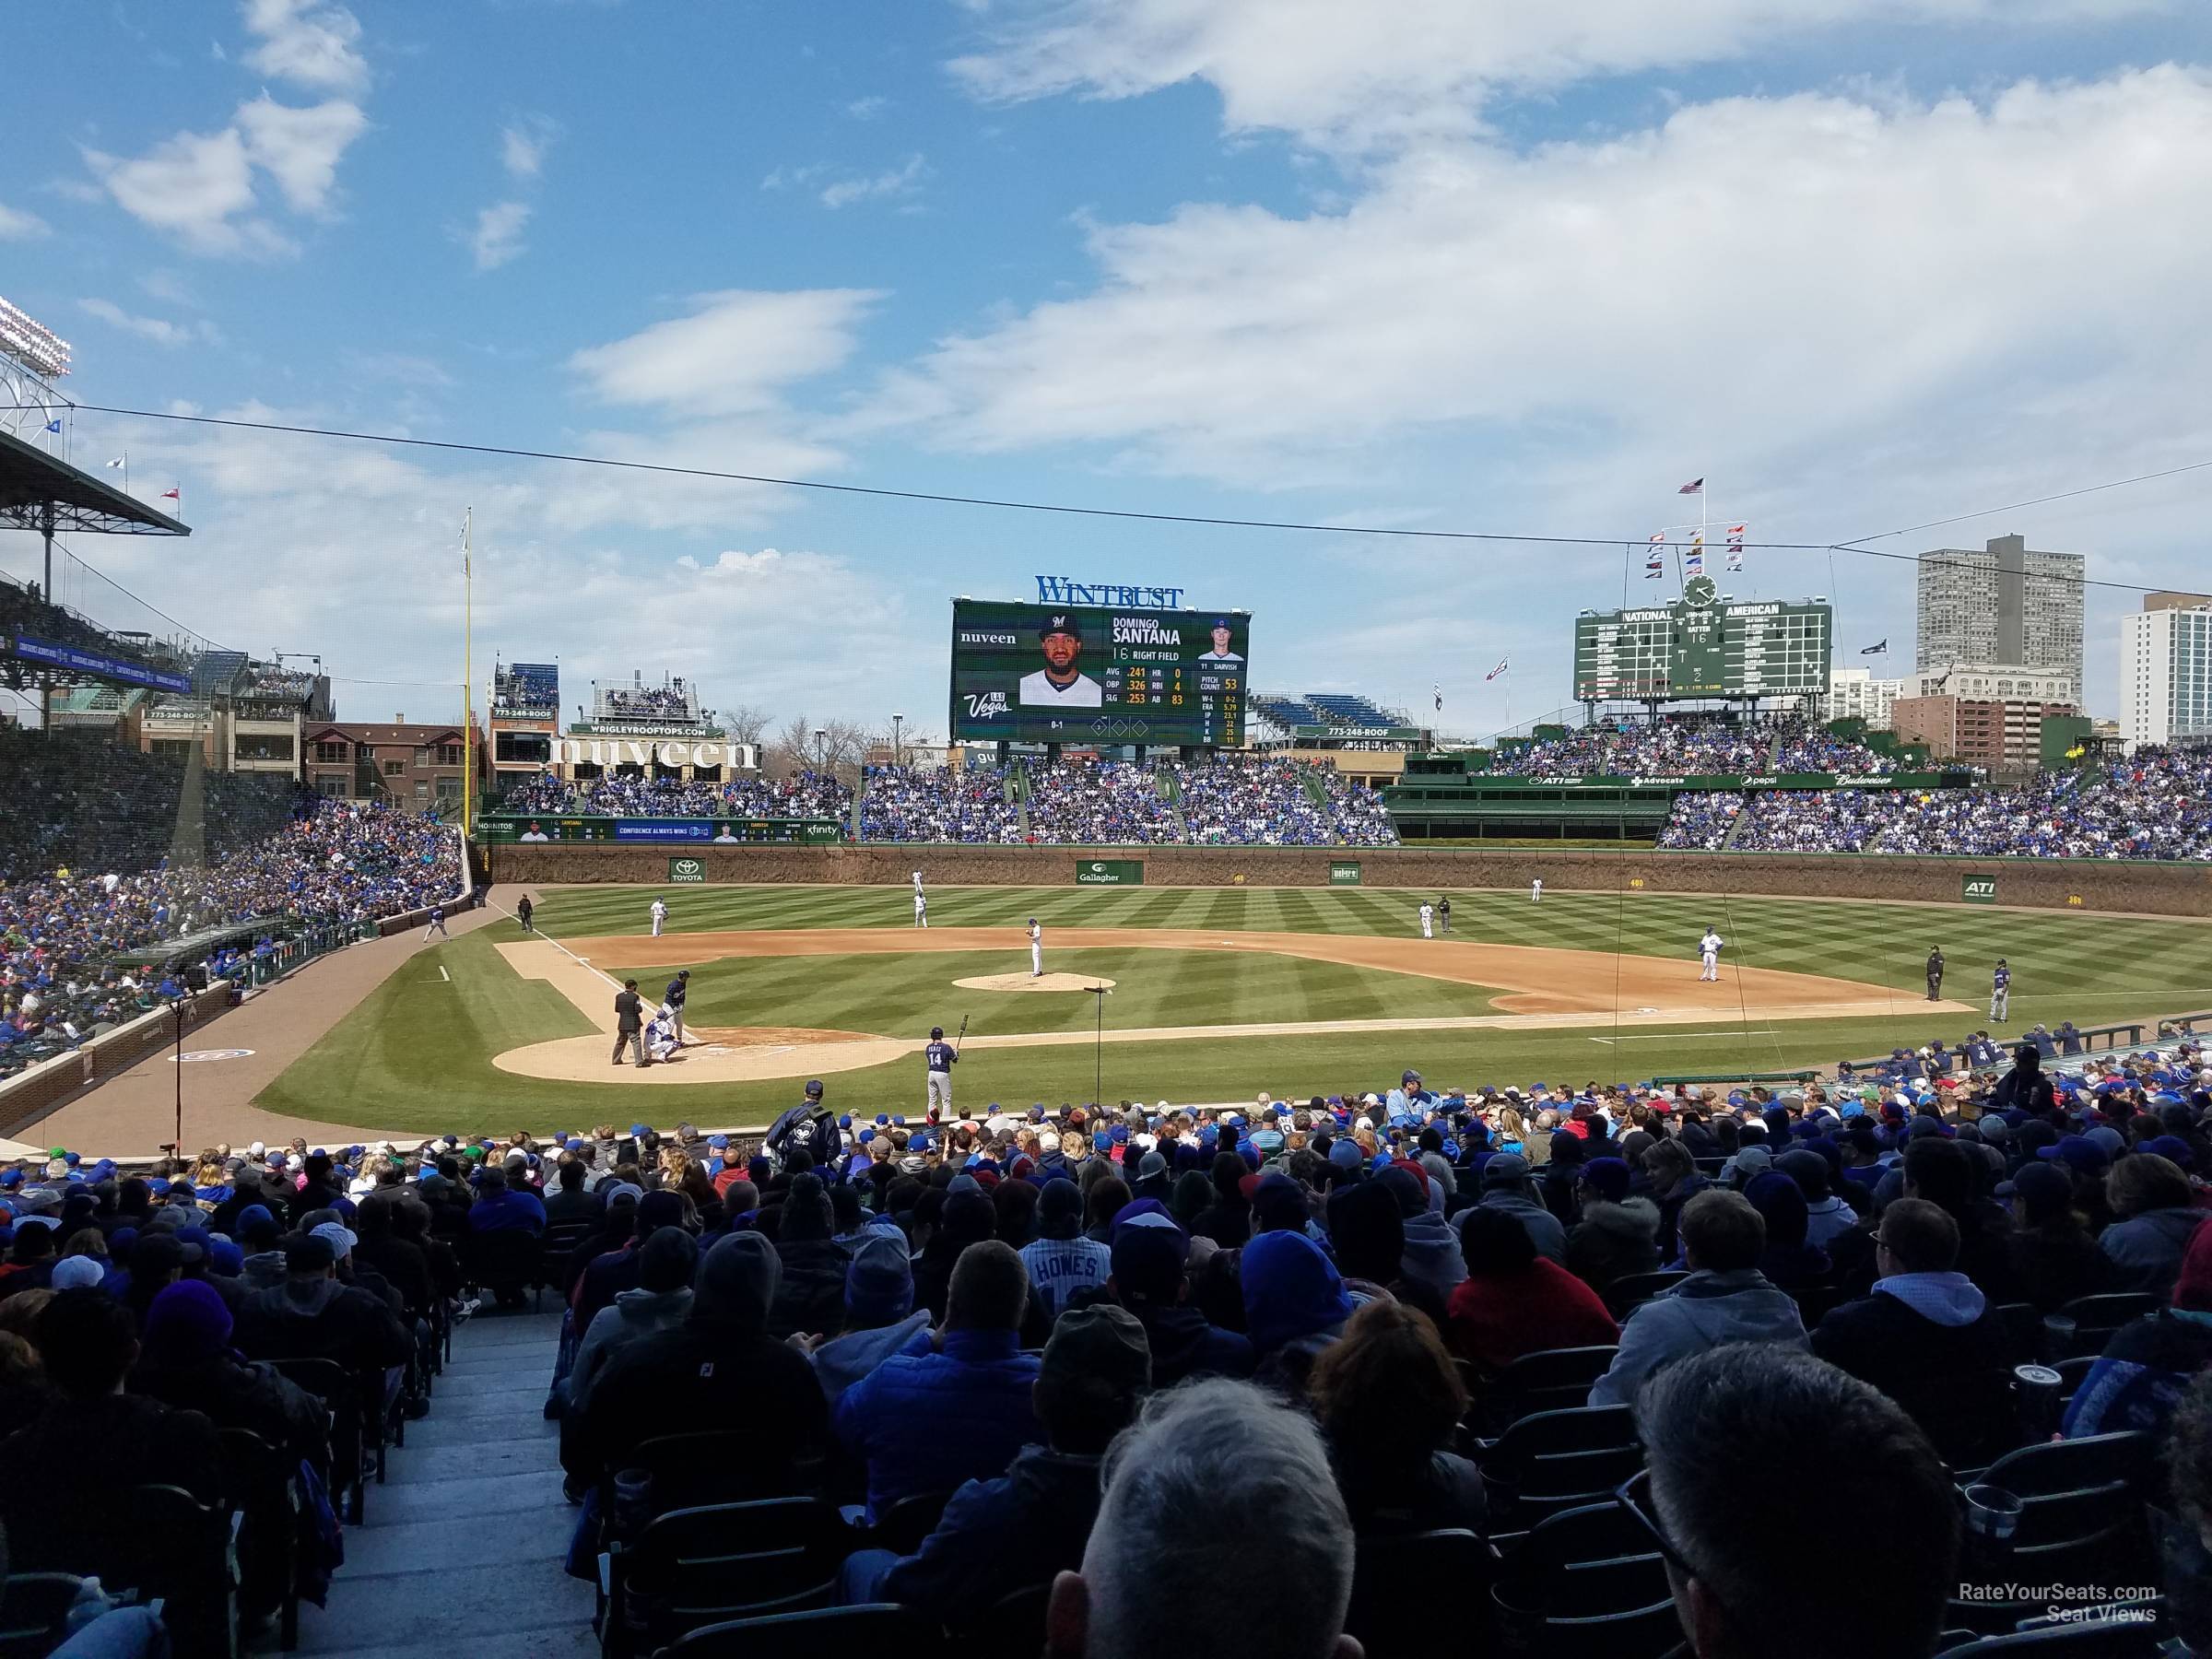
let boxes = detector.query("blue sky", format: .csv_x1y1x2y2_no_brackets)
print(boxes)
5,0,2210,740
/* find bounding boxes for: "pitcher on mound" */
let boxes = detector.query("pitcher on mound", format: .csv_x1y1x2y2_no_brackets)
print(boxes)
1029,916,1043,978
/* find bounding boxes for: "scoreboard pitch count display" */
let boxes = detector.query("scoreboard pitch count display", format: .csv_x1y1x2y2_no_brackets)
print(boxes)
948,600,1248,746
1573,576,1832,701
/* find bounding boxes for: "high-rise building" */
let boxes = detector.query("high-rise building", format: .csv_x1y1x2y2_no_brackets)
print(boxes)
1822,666,1902,730
2121,599,2212,747
1914,534,2085,686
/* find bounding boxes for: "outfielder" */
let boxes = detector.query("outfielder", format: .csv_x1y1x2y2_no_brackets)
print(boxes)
1698,926,1724,982
913,888,927,928
650,897,667,937
423,905,449,941
665,970,690,1047
1418,900,1434,939
925,1024,957,1116
1991,958,2011,1022
1029,916,1043,978
1530,877,1543,903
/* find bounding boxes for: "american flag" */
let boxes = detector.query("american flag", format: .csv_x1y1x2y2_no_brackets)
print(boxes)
1485,658,1510,681
1677,478,1703,495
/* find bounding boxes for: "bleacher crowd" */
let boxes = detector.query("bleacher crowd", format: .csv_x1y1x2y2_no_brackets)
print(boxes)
1660,747,2212,858
501,772,854,822
1,797,462,1078
858,765,1023,844
1496,718,1891,779
3,1025,2199,1653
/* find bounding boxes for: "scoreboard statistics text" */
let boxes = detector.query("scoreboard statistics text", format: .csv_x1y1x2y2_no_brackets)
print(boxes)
948,599,1249,746
1573,590,1832,701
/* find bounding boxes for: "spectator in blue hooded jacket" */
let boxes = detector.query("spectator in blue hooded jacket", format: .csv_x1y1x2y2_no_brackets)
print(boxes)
808,1228,934,1406
1241,1230,1354,1394
835,1239,1042,1519
2100,1153,2207,1299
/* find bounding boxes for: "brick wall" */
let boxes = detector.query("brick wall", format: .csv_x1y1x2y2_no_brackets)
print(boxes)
0,980,240,1138
487,843,2212,917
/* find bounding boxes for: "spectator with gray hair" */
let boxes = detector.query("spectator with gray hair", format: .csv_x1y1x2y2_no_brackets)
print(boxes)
1045,1377,1359,1659
1627,1344,1957,1659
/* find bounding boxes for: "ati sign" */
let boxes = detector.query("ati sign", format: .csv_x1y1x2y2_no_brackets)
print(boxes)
1076,859,1144,886
1329,861,1363,887
668,857,707,884
1962,876,1998,905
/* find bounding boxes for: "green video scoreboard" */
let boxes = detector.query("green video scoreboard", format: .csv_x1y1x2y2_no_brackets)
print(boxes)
948,599,1250,746
1573,576,1831,701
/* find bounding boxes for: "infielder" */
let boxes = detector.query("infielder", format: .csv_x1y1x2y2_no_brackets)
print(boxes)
924,1024,957,1115
913,887,928,928
1698,926,1724,982
650,897,667,937
1530,877,1543,903
423,905,449,941
1418,900,1435,939
1029,916,1043,978
665,970,690,1047
1991,958,2011,1022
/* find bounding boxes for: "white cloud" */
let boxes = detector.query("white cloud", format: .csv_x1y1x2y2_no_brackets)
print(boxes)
501,114,559,179
0,201,49,240
819,153,928,209
568,288,884,417
77,298,218,347
241,0,369,95
951,0,2168,147
465,200,532,270
845,95,890,120
236,95,369,215
82,126,268,254
866,68,2212,498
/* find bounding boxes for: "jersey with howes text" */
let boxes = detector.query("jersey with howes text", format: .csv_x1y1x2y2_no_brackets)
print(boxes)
925,1041,957,1073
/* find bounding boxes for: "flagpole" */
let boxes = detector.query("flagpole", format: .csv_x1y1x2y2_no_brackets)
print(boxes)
462,508,474,840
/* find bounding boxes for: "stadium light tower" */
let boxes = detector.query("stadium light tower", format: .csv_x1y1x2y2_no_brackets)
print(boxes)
812,726,828,772
892,712,904,768
0,295,73,444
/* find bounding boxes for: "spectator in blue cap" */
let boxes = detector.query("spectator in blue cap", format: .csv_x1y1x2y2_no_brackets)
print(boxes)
809,1230,933,1406
1241,1230,1353,1393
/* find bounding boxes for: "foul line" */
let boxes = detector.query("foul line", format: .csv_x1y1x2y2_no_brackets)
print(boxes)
1594,1030,1778,1044
488,902,627,994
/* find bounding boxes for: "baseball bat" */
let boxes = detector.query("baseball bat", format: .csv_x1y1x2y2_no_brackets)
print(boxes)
955,1014,970,1056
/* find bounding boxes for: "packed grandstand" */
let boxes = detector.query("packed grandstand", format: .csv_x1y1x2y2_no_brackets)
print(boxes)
0,1037,2207,1652
0,741,463,1077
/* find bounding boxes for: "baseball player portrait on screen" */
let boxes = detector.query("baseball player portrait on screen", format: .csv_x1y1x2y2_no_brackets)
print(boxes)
1019,613,1104,707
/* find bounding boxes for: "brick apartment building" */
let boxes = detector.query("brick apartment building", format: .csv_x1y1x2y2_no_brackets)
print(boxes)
305,718,488,813
1890,695,2077,772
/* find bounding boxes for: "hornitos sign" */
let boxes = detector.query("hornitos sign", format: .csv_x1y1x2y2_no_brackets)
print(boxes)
1034,576,1187,608
549,740,759,770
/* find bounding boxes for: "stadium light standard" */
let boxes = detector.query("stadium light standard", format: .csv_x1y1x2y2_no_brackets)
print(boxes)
812,727,827,773
891,712,904,768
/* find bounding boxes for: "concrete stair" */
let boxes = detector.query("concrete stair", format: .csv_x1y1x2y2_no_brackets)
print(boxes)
284,1306,595,1659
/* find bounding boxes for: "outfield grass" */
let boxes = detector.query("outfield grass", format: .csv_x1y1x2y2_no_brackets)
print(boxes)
254,884,2212,1135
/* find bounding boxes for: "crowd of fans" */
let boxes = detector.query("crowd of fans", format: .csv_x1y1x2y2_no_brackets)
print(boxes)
1025,761,1182,845
1667,747,2212,858
1496,718,1891,778
1179,756,1398,847
0,1022,2209,1651
497,771,853,822
0,730,300,883
597,679,696,720
858,764,1022,843
2,798,462,1078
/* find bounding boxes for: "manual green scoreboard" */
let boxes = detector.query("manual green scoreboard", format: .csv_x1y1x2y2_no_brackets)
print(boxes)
1573,576,1832,701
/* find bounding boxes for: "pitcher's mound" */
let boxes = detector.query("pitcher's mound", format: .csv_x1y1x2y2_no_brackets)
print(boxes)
953,972,1119,994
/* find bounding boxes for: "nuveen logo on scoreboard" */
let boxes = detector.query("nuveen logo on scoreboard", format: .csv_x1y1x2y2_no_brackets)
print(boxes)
1077,860,1145,886
1962,876,1997,904
668,857,707,884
